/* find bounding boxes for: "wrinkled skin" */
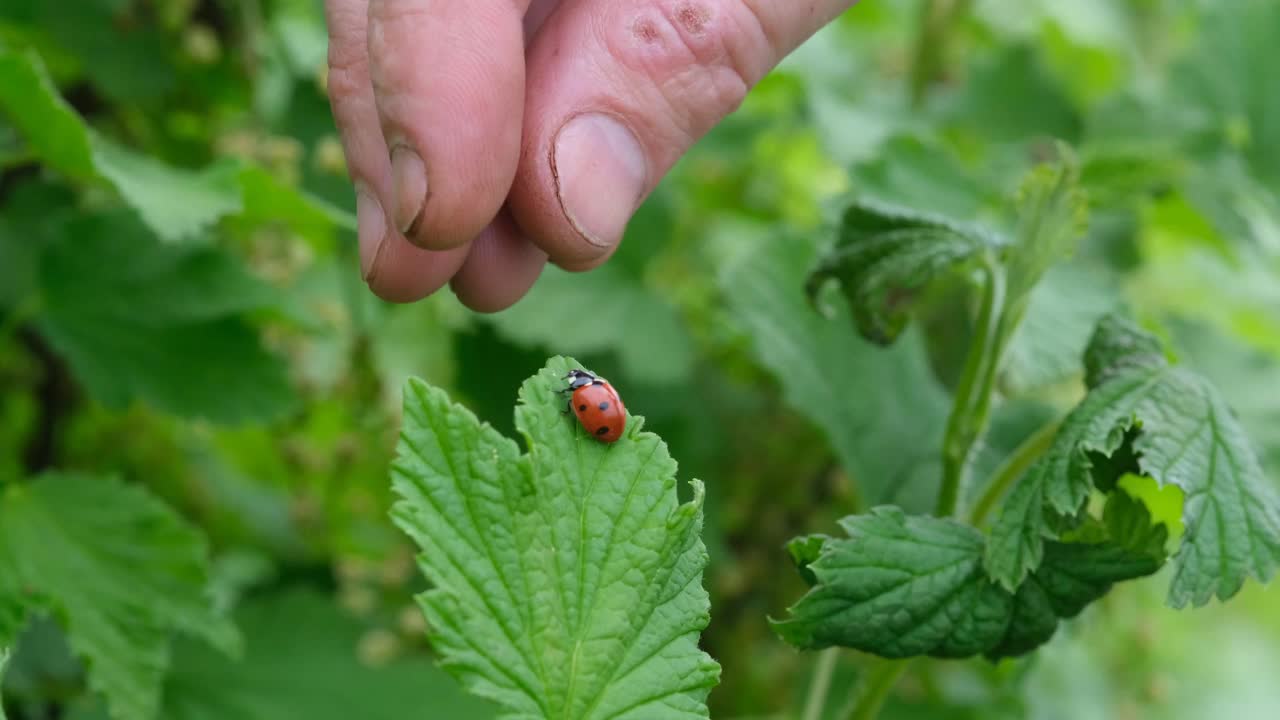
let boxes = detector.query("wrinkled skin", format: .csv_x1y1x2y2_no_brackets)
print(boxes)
324,0,857,310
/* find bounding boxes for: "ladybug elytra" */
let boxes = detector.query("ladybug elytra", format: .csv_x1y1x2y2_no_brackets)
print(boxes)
560,369,627,443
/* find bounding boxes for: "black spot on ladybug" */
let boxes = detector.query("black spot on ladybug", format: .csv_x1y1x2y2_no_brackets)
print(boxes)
596,426,610,436
578,404,587,411
598,401,610,411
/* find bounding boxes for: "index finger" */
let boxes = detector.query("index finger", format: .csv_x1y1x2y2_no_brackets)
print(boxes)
367,0,533,249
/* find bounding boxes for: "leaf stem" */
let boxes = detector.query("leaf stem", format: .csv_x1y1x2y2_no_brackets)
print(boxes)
968,417,1062,527
936,260,1006,517
838,660,909,720
908,0,975,106
802,648,841,720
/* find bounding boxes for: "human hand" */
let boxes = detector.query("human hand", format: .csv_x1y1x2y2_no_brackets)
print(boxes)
325,0,855,310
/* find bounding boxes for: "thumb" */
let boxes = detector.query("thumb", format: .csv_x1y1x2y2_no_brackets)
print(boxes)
508,0,856,270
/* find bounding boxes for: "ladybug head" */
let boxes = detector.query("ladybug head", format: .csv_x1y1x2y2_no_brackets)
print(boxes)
564,368,599,390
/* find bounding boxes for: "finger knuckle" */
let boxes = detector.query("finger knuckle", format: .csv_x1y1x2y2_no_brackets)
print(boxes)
325,5,371,101
604,0,775,139
326,48,368,104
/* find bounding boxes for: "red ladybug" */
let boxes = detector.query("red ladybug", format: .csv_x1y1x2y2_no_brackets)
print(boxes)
561,369,627,443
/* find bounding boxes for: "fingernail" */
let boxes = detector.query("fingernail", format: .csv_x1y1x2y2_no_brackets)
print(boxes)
356,186,386,281
390,145,427,236
553,113,647,248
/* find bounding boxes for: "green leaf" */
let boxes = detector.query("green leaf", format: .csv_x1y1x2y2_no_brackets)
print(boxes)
720,222,950,510
806,199,1001,346
985,315,1280,607
0,645,8,720
1003,152,1089,313
807,150,1085,349
0,473,236,720
985,541,1160,658
0,179,72,310
89,137,243,244
771,507,1159,659
390,358,720,719
1172,320,1280,474
785,535,830,588
35,211,295,423
0,575,27,682
0,44,346,245
0,43,93,179
1001,264,1124,393
1115,473,1185,541
1172,0,1280,186
944,44,1083,144
849,134,997,219
232,166,357,247
1102,483,1172,561
164,589,495,720
4,0,175,105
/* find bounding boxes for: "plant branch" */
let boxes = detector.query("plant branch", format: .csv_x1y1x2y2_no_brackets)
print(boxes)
802,648,841,720
936,260,1006,517
18,327,77,475
839,660,909,720
908,0,975,106
968,417,1062,527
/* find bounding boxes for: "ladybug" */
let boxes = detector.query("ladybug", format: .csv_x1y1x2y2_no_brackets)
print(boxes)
560,369,627,443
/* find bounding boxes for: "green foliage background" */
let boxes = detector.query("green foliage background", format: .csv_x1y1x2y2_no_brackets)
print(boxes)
2,0,1279,718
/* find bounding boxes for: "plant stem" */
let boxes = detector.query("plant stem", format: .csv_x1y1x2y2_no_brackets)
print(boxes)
908,0,975,106
839,660,909,720
802,648,841,720
968,417,1062,526
936,260,1006,517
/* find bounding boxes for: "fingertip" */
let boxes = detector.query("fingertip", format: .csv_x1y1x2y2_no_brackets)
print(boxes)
450,212,548,313
548,247,616,274
364,234,471,304
389,144,428,238
356,186,387,281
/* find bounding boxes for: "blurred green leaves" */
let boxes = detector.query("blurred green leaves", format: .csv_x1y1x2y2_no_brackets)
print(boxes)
944,45,1082,144
986,316,1280,607
1001,264,1123,393
0,42,350,245
721,223,949,510
0,473,234,720
0,45,232,242
1003,156,1088,313
89,138,244,244
390,359,719,718
0,647,8,720
0,43,93,178
486,197,693,385
486,266,692,385
164,590,494,720
1172,0,1280,188
34,211,295,424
